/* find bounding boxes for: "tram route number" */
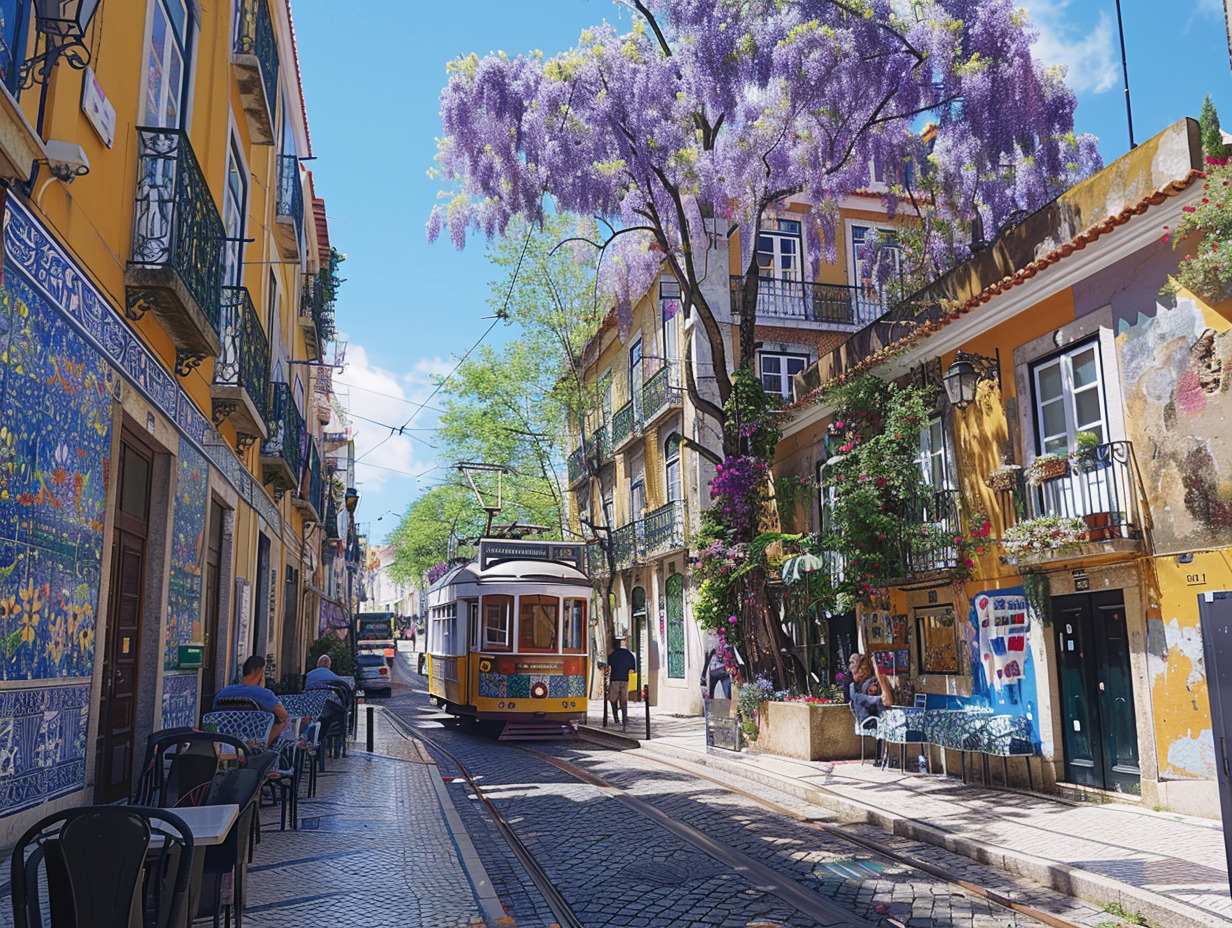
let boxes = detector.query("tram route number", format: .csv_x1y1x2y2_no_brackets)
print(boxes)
1186,573,1207,586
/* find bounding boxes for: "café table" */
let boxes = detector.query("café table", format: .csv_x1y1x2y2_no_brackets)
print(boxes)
156,803,240,928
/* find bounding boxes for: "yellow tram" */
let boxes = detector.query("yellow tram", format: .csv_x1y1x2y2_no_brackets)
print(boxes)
426,540,591,736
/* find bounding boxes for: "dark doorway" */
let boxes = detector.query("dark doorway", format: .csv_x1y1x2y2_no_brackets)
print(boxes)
200,500,227,710
252,532,271,660
96,437,153,803
280,565,300,684
1055,590,1140,793
1198,591,1232,884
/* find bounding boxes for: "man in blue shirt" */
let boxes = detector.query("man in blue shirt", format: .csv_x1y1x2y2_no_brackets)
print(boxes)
306,654,349,690
214,654,290,742
601,637,637,731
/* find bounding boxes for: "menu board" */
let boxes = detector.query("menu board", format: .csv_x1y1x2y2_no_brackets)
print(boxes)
973,592,1030,688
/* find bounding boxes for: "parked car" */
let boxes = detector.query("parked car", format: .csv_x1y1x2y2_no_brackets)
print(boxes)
356,652,392,696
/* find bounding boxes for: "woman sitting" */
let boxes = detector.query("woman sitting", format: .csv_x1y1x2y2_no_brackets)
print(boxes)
848,652,895,765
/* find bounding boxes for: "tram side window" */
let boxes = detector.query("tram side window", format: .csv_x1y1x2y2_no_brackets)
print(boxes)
467,600,479,651
562,598,586,653
519,595,559,652
432,602,461,656
483,595,513,651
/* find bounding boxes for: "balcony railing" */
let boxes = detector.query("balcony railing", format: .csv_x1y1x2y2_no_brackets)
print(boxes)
612,522,641,571
567,426,613,485
644,500,685,556
729,275,885,328
892,488,963,577
260,382,304,494
642,361,682,423
126,127,224,370
293,439,325,521
274,153,303,259
1026,442,1144,541
300,271,329,359
611,400,642,449
585,542,610,580
232,0,279,142
212,286,270,439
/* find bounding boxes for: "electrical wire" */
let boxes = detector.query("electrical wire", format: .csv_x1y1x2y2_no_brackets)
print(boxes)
332,380,448,414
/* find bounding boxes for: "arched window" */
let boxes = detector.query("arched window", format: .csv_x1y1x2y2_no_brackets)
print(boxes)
665,433,682,503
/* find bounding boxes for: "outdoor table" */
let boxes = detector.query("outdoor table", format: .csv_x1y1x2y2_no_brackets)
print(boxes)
144,803,239,928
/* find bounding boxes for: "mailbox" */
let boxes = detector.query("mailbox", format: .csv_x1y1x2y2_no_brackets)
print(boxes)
176,644,204,669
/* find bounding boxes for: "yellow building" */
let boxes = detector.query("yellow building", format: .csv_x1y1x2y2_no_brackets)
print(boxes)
0,0,346,835
780,118,1229,817
570,190,906,715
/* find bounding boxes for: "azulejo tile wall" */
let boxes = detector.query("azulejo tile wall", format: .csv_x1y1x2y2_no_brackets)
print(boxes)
0,684,90,815
164,438,209,668
160,672,199,730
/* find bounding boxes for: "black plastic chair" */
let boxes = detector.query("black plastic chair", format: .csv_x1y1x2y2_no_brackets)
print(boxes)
11,806,193,928
135,731,252,808
317,682,352,758
201,767,263,928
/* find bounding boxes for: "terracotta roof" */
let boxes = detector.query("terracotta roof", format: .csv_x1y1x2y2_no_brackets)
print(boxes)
786,169,1206,412
284,0,312,158
313,196,330,265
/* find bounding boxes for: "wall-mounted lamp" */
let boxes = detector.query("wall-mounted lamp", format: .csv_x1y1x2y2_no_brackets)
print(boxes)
21,0,101,87
943,350,1000,410
344,486,360,515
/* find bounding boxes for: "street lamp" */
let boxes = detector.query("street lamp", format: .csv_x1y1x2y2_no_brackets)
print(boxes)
344,486,359,515
943,351,1000,411
33,0,102,38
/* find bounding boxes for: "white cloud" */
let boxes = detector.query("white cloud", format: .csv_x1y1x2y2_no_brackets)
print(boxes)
1020,0,1120,95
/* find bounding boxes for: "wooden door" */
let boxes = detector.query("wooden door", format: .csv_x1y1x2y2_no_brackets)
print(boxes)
96,439,152,803
200,500,226,711
1199,591,1232,882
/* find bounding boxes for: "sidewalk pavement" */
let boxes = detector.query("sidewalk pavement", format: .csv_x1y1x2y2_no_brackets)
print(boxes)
581,699,1231,928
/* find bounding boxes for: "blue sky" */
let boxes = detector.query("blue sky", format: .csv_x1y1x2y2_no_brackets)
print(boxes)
290,0,1232,545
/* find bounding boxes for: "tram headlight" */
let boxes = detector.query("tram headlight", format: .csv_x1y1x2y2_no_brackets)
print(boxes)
497,701,506,709
479,659,492,673
531,682,548,699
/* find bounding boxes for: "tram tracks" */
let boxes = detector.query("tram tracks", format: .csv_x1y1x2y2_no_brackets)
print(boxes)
380,701,1094,928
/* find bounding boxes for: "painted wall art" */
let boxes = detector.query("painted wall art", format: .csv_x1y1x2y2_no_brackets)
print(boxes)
0,684,90,816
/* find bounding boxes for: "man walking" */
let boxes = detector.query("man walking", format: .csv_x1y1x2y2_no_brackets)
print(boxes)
603,636,636,731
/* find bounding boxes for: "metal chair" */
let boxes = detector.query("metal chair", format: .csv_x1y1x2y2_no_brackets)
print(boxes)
10,806,193,928
201,711,275,750
316,682,352,758
134,730,252,807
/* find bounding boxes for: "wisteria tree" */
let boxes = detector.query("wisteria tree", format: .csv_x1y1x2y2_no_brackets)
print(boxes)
429,0,1099,687
430,0,1098,434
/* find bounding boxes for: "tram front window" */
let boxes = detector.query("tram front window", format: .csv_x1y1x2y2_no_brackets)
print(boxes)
563,598,586,653
483,595,512,650
519,595,559,652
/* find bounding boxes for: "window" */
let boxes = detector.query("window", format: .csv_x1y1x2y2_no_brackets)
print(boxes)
916,606,960,674
660,279,680,361
664,433,682,503
602,488,615,530
760,352,808,400
144,0,192,128
467,600,479,651
519,595,558,652
562,599,586,653
628,337,643,415
222,138,248,288
0,0,29,94
630,466,645,520
1032,341,1107,455
429,601,461,656
918,417,952,489
482,595,512,651
849,224,900,312
756,219,802,282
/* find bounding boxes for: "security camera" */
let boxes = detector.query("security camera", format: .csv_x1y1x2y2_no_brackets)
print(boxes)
44,140,90,182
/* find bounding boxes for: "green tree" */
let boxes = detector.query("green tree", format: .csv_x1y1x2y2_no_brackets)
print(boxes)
388,484,484,584
1200,94,1230,162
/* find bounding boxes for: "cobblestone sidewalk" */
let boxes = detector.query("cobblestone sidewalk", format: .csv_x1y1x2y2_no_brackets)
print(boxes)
583,703,1231,928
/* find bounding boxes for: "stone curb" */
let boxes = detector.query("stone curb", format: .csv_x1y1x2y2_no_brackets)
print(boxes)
576,728,1230,928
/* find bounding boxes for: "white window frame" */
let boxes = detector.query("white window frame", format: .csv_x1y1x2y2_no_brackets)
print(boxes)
756,218,803,282
482,596,511,650
665,433,682,503
759,351,809,400
660,279,681,362
918,416,953,490
628,337,643,414
1031,339,1108,456
142,0,192,129
222,132,248,289
846,221,901,312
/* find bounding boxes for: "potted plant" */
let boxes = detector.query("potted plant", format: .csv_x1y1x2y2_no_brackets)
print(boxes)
985,461,1022,493
1069,430,1101,469
1025,453,1069,486
1001,515,1088,560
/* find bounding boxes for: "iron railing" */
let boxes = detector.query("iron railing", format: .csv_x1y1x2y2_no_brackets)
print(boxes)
642,361,682,422
643,500,685,556
276,153,304,247
130,127,225,334
301,270,334,340
729,275,884,328
567,445,586,485
1025,441,1144,540
894,488,963,576
215,286,270,425
612,522,641,571
262,382,304,477
585,542,610,580
233,0,279,118
305,439,325,518
611,400,641,448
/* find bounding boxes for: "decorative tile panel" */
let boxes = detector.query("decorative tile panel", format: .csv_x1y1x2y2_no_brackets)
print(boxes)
164,438,209,667
0,684,90,817
160,672,199,730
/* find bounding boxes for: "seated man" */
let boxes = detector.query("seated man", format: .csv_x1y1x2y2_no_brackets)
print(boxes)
305,653,350,690
215,654,290,743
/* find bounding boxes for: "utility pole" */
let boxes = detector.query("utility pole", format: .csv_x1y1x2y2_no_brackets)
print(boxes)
1114,0,1136,149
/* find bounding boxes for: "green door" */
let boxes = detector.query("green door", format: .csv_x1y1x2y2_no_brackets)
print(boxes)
666,574,685,678
1055,591,1140,793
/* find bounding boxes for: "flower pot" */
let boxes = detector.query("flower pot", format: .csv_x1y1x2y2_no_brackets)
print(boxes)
985,470,1019,493
1083,512,1121,542
751,700,862,761
1029,457,1070,483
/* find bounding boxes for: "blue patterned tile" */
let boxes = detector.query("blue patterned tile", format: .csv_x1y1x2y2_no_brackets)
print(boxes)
0,683,89,817
160,673,199,729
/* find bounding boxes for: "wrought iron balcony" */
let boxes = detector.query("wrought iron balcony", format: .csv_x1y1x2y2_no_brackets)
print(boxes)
729,275,885,329
324,491,340,540
886,488,963,580
300,270,334,360
612,521,642,571
260,382,304,496
644,500,685,556
126,127,224,375
585,542,610,580
1025,441,1145,543
642,361,682,425
567,444,586,486
293,439,325,521
611,400,642,451
232,0,279,143
274,153,303,260
211,286,270,443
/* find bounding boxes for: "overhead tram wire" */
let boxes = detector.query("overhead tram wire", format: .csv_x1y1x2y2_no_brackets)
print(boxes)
353,222,537,466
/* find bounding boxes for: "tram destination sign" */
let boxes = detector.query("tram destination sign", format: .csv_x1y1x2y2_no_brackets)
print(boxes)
479,540,584,571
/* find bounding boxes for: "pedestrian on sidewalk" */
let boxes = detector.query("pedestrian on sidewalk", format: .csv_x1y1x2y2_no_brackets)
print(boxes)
848,652,894,766
602,637,637,731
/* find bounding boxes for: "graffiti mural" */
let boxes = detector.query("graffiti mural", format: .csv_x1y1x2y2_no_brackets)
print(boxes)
0,683,90,816
164,438,209,668
1117,297,1232,554
0,274,113,682
160,672,199,730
